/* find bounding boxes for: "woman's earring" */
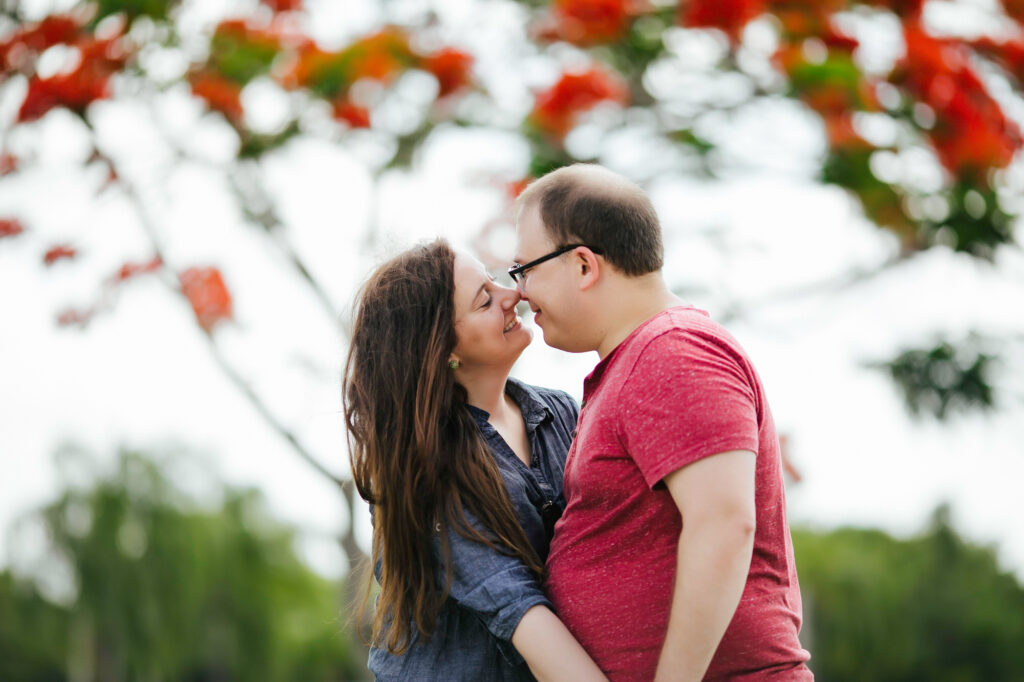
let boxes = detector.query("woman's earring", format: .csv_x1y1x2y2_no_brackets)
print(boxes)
448,359,460,370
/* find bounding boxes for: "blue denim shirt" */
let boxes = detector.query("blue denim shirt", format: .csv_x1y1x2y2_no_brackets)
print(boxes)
367,378,579,682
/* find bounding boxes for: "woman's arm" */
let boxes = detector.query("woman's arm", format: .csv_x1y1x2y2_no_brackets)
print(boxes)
512,605,608,682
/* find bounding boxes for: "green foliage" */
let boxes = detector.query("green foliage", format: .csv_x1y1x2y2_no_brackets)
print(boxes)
93,0,176,22
0,573,68,682
210,29,281,86
1,448,361,682
874,337,996,419
793,506,1024,681
938,184,1015,259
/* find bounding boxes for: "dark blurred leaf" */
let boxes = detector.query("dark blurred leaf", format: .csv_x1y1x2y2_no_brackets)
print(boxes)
871,337,997,419
238,121,302,160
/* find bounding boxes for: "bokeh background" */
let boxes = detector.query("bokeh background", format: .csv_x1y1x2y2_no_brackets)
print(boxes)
2,0,1024,679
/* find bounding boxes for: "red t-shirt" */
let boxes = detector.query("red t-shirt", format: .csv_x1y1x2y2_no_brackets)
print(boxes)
546,306,812,681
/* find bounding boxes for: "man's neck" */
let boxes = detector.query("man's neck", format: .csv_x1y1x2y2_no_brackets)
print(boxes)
595,277,683,360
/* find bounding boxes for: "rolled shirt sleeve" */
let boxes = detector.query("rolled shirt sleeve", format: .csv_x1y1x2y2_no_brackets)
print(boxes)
434,506,551,659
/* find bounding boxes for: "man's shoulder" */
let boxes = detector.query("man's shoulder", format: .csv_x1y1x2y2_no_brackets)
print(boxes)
624,306,734,355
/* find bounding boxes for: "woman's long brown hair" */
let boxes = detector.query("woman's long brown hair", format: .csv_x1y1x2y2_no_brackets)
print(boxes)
343,239,543,654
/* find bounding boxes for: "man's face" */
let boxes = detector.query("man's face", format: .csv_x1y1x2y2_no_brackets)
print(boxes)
513,203,586,352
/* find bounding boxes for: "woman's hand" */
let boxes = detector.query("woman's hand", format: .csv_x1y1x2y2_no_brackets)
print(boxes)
511,605,609,682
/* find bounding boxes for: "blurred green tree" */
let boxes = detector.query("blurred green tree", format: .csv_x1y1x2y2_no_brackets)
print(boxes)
2,447,361,682
793,506,1024,681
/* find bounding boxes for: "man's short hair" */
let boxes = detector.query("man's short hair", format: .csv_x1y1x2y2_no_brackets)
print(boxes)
515,164,664,276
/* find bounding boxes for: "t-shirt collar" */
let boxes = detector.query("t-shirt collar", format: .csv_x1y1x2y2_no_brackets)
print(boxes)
583,305,707,400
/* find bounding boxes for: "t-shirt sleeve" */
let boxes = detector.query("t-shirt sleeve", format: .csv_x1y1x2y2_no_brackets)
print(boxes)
434,507,550,647
617,329,760,489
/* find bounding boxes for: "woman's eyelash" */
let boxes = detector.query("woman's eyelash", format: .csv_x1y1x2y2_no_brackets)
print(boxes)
481,296,492,308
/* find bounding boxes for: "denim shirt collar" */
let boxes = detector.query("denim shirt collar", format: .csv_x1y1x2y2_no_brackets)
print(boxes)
464,377,552,434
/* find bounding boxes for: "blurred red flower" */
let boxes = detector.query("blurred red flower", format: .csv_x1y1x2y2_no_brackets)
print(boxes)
279,29,412,97
857,0,924,19
56,307,94,328
15,32,130,122
0,14,82,69
0,218,25,239
332,99,371,128
43,244,77,265
189,72,244,122
531,67,629,138
681,0,765,42
1001,0,1024,22
262,0,303,11
553,0,631,45
344,30,413,82
179,267,233,332
112,256,163,283
900,25,1021,178
0,153,17,176
422,48,474,97
970,37,1024,81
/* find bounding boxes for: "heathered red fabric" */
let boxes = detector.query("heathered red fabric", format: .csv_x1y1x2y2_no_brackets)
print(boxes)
546,306,812,681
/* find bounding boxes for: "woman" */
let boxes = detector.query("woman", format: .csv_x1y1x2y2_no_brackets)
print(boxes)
343,240,605,681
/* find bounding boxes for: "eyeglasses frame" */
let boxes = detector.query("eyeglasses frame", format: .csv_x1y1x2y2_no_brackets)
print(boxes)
507,243,603,290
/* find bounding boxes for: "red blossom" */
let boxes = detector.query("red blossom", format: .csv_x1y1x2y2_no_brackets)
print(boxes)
531,67,629,138
422,48,474,97
552,0,632,45
179,267,233,332
0,14,82,68
344,29,412,82
278,29,412,96
857,0,924,19
0,153,17,176
0,218,25,239
262,0,303,11
15,34,130,122
507,177,532,199
899,25,1021,178
1005,0,1024,22
56,307,94,328
970,37,1024,81
112,255,163,282
279,42,332,89
189,72,244,122
681,0,765,42
43,244,77,265
332,99,371,127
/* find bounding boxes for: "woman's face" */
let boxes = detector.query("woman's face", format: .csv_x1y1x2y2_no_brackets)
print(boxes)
451,253,532,372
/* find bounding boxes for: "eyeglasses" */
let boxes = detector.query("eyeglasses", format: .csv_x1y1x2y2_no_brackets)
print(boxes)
507,244,603,291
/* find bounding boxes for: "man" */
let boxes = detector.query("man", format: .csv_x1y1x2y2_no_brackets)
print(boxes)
510,164,812,681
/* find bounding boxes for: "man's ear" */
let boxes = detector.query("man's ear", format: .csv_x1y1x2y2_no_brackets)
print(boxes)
575,247,601,291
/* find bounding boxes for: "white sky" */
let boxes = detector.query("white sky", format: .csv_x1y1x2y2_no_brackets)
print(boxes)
1,0,1023,593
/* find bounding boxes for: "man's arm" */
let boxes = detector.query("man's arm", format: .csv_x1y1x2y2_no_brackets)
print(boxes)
512,605,608,682
653,449,757,682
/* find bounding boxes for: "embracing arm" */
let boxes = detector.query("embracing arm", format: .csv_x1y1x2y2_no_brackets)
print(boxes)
512,605,608,682
653,449,756,682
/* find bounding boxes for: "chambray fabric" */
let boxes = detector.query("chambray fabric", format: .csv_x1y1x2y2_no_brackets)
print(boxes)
367,378,579,682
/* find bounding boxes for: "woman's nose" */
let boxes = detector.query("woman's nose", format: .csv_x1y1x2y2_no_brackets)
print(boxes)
499,285,522,308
